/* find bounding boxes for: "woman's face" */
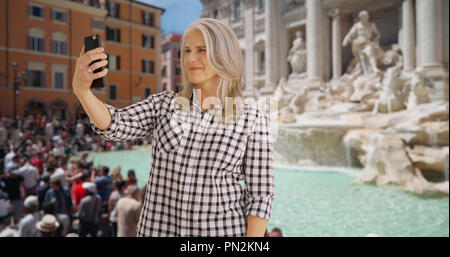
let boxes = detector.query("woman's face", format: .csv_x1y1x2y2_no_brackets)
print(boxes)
183,30,219,86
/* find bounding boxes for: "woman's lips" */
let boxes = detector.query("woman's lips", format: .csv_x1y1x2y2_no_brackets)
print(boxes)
189,67,203,71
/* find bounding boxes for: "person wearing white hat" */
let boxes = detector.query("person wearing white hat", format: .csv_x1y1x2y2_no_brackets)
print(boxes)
76,182,101,237
36,214,61,237
18,195,42,237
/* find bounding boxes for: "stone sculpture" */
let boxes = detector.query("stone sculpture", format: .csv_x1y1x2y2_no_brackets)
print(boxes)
287,30,307,75
343,10,384,75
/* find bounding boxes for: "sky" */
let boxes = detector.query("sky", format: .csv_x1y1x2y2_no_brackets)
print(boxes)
137,0,203,36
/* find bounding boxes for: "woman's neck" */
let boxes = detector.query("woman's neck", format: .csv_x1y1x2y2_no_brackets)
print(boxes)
195,77,220,111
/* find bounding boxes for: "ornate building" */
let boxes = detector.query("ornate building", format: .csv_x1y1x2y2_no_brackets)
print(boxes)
200,0,449,100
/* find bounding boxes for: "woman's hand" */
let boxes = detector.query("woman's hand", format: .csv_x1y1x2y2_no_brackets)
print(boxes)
73,46,109,97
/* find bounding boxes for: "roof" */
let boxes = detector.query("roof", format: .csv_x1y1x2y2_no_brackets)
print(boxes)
131,0,165,14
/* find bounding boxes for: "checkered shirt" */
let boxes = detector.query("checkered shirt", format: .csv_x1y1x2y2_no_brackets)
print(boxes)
90,90,274,237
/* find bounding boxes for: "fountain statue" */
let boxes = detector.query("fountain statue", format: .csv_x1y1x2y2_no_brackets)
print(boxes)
343,10,384,76
287,30,307,76
272,9,449,196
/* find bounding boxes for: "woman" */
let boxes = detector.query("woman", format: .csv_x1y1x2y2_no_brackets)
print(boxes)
72,18,274,237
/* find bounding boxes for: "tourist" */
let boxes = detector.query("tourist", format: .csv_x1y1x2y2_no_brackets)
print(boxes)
2,159,25,225
126,169,137,188
36,214,61,237
37,173,51,210
3,145,15,168
43,172,73,221
95,166,113,209
18,195,42,237
110,165,123,184
71,172,90,211
76,182,101,237
73,18,274,237
41,200,68,237
15,155,40,196
115,185,141,237
0,181,13,231
108,181,126,237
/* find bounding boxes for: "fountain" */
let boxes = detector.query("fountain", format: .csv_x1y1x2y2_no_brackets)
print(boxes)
270,10,449,196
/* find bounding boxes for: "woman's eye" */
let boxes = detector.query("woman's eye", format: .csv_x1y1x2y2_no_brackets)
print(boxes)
199,49,206,52
185,49,191,53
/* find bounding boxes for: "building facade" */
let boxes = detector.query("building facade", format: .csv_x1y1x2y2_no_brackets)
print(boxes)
201,0,449,98
161,33,182,93
0,0,164,120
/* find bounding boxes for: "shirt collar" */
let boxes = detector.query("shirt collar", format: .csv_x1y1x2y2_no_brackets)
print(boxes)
191,88,222,113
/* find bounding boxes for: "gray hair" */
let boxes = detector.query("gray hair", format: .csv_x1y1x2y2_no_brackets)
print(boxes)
177,18,245,123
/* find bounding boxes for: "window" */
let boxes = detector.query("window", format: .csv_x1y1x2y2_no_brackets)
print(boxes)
162,83,167,91
28,37,45,52
28,4,44,19
109,84,117,100
144,87,152,98
106,1,120,18
51,9,67,23
92,18,105,31
259,51,265,71
213,9,218,19
162,66,166,77
108,54,121,70
257,0,265,10
89,0,101,8
177,50,181,59
54,72,64,89
51,40,67,55
27,70,45,88
142,34,154,49
175,66,181,76
142,59,154,74
234,1,241,19
106,26,120,42
142,11,154,26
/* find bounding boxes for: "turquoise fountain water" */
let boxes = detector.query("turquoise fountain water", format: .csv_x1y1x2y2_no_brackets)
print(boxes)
75,149,449,237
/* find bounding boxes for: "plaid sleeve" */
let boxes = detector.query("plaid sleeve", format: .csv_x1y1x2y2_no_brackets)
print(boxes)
90,91,170,141
243,110,275,220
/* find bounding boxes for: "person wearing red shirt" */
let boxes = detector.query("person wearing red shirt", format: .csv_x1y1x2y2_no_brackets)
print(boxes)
71,172,90,211
31,152,44,175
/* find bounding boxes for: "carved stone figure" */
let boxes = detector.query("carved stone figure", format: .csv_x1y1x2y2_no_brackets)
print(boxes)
287,30,307,74
403,68,432,109
343,11,384,75
372,66,406,113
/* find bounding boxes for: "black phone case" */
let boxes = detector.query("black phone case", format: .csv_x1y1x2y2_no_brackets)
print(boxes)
84,34,106,88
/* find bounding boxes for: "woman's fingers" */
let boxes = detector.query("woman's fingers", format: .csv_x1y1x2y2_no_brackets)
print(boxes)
79,46,85,57
91,68,109,80
89,60,108,72
85,47,104,56
80,47,106,65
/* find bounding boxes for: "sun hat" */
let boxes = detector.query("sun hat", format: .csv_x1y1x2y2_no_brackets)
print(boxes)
36,214,60,232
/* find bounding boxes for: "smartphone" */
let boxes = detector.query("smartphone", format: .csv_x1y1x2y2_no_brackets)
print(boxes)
84,34,106,88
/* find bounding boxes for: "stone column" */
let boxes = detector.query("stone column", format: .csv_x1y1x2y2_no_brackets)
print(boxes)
416,0,448,101
402,0,415,71
417,0,444,71
306,0,323,85
243,0,255,97
260,0,278,95
330,8,342,79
